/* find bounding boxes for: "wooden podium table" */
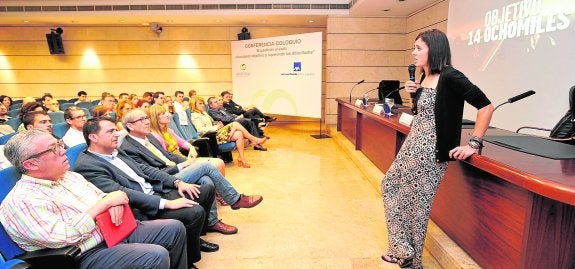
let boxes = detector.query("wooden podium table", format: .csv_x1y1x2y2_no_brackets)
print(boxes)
336,98,575,269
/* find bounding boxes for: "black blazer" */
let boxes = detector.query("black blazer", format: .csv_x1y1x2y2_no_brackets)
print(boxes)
73,149,179,217
120,134,186,175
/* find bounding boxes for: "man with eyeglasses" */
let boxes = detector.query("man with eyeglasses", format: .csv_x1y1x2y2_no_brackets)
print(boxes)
120,109,263,235
73,118,217,269
62,106,88,147
0,130,190,269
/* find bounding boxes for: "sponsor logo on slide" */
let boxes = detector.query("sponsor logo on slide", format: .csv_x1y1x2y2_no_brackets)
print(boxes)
293,62,301,71
240,64,247,70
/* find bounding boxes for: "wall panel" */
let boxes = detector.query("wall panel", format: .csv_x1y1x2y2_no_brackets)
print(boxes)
0,24,326,105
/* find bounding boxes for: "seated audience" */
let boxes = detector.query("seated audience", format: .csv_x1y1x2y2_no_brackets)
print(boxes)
165,96,175,114
47,99,60,112
173,91,189,126
190,96,267,168
41,93,53,111
0,129,189,269
17,101,46,132
138,92,153,107
188,90,197,99
154,92,165,106
0,103,11,123
221,90,276,123
129,93,140,107
115,99,133,131
23,110,53,134
100,93,116,113
207,96,267,151
140,101,151,110
74,118,219,268
120,109,263,234
118,92,129,101
74,90,88,104
92,105,112,119
0,95,12,110
147,105,226,174
62,106,88,147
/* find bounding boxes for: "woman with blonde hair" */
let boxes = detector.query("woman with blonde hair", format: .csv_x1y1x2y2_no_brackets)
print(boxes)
115,99,133,130
147,104,226,173
189,96,266,168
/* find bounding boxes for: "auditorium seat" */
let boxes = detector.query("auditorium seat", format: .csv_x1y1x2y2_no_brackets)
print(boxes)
48,112,65,124
52,122,70,139
65,143,87,168
59,103,75,111
0,133,16,145
3,118,20,132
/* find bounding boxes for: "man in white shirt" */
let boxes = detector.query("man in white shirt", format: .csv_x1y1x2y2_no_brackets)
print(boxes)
62,106,87,147
173,91,189,126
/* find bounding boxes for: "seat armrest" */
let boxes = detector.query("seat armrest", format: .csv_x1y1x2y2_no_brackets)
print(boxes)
16,246,80,269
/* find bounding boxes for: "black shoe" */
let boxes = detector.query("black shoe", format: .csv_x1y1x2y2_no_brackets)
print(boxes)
200,238,219,252
253,145,267,151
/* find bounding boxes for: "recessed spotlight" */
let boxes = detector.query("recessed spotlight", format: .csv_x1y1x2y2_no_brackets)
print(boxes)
215,19,221,23
142,22,150,26
119,20,125,23
23,20,30,23
308,20,315,23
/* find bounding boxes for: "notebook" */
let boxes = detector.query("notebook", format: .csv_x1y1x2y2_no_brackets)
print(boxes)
95,203,137,248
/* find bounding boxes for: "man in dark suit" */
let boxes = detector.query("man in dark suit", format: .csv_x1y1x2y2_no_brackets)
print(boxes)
207,97,268,150
118,109,263,235
220,90,276,123
73,118,218,269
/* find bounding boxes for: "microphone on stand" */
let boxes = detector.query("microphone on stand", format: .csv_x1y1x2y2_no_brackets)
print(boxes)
384,86,405,99
349,79,365,102
493,90,536,111
362,88,378,107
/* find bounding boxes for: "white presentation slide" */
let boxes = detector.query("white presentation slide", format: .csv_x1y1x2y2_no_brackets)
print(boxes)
231,32,323,118
447,0,575,133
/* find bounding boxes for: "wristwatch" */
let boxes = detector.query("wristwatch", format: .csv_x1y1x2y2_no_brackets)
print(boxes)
468,136,483,149
173,179,181,188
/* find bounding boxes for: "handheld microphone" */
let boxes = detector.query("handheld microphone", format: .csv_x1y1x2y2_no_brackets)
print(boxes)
408,64,416,82
494,90,536,111
349,79,366,102
407,64,422,114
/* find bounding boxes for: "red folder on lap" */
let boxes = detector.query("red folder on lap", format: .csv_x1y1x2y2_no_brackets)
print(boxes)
95,203,137,248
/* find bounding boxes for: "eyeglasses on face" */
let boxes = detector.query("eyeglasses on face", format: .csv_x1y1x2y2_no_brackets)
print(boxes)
25,140,65,161
72,114,87,120
130,116,150,123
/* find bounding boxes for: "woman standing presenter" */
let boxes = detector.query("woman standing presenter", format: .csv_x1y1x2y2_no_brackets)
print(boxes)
381,29,494,268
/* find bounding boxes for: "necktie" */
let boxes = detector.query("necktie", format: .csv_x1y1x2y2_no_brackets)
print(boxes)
145,139,177,166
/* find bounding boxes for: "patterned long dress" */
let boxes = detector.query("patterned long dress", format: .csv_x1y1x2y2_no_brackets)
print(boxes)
381,88,449,269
